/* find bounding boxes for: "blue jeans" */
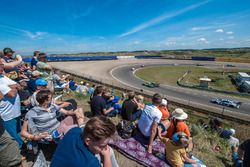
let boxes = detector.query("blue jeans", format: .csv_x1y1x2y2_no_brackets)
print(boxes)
3,117,23,148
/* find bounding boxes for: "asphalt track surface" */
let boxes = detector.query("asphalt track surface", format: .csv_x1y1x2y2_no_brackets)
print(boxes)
51,59,250,116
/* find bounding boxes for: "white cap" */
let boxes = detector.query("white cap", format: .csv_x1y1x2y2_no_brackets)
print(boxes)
161,99,168,106
229,128,236,135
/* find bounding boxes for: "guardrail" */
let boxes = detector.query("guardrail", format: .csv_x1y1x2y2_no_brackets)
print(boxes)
55,67,250,124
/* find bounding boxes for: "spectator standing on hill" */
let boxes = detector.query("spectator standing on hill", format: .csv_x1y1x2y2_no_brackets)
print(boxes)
90,86,114,116
136,93,162,153
31,51,39,70
51,116,118,167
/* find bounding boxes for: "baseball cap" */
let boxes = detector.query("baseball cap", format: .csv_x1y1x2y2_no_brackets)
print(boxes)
161,99,168,106
3,48,15,54
35,78,48,86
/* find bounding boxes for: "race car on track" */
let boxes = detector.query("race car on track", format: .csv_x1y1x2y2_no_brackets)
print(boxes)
210,98,241,109
142,82,160,88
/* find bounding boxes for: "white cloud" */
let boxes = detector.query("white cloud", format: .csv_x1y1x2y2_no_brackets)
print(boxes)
165,41,176,46
197,37,209,43
133,41,140,45
215,29,224,33
119,0,211,37
228,36,234,39
25,31,47,39
0,24,47,39
226,31,234,35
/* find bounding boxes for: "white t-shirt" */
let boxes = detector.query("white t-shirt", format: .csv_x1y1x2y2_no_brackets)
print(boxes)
0,84,11,95
0,75,17,85
138,104,162,137
0,85,21,121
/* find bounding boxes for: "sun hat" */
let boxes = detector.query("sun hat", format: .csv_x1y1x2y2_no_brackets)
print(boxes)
35,78,48,86
172,108,188,120
161,99,168,106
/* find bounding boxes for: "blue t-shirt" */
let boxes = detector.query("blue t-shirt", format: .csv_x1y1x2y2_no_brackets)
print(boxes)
27,78,37,94
51,127,100,167
31,57,38,68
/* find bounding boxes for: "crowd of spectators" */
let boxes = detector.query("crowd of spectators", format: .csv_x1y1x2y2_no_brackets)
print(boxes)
0,47,249,167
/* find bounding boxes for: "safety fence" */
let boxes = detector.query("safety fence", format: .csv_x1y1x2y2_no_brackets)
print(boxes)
23,55,163,62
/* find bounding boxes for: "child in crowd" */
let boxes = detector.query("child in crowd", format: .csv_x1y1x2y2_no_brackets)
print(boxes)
158,130,197,167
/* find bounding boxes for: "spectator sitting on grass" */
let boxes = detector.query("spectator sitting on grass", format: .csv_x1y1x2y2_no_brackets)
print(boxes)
30,78,48,107
21,89,84,141
166,108,191,138
51,116,118,167
1,48,22,74
135,93,162,153
121,91,141,122
232,139,250,167
0,84,23,148
27,70,43,94
76,81,89,95
102,88,121,117
157,98,170,121
52,69,69,89
0,113,22,167
158,130,197,167
36,52,52,76
90,86,115,117
165,108,193,152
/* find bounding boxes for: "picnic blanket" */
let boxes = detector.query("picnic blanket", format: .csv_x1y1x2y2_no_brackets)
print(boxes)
109,134,206,167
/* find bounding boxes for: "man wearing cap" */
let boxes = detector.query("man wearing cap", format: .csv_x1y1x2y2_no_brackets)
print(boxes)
0,48,23,72
36,52,52,76
157,98,170,121
30,78,48,107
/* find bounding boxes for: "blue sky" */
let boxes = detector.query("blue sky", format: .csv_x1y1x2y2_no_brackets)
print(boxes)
0,0,250,54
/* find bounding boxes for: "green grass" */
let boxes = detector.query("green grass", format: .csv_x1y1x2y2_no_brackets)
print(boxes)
136,66,250,92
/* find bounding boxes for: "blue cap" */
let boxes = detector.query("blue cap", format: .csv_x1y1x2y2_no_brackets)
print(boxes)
35,78,48,86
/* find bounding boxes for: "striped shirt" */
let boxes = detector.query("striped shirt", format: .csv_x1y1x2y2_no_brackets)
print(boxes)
25,104,61,134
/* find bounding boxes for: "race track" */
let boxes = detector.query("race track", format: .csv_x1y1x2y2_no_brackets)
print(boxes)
51,59,250,116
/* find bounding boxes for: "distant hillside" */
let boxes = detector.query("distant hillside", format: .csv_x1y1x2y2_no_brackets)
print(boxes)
51,47,250,63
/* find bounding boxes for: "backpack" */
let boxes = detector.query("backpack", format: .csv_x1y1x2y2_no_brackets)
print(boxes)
117,120,134,139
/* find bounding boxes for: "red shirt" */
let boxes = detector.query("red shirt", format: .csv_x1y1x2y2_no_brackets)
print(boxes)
166,120,191,138
157,106,170,120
